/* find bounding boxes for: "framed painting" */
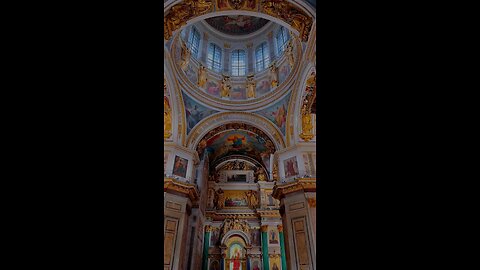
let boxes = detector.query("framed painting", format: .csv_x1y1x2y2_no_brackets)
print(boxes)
173,155,188,178
283,156,299,178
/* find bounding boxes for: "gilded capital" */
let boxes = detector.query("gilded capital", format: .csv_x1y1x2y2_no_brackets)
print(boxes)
205,225,213,232
260,225,269,232
277,225,283,232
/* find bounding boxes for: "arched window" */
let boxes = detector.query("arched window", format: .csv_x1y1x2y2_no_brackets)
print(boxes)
231,50,246,76
255,42,270,71
187,27,200,58
276,26,290,55
207,43,222,72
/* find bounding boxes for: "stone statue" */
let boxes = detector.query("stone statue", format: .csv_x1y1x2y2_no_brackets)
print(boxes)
245,190,259,208
285,40,295,68
220,75,231,98
246,75,256,99
269,62,278,88
179,40,191,71
198,64,208,88
250,191,258,208
216,188,225,209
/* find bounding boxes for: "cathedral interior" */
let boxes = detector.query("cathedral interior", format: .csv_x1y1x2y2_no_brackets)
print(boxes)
164,1,316,269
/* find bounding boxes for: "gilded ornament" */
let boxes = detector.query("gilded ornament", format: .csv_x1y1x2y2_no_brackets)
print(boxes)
164,97,172,139
198,64,208,88
246,75,256,99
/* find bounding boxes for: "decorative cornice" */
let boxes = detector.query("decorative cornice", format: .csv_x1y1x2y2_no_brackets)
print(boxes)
257,210,281,218
272,178,316,200
164,177,200,202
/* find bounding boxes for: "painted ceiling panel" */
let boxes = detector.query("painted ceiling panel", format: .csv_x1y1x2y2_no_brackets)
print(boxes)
255,93,291,135
183,92,219,134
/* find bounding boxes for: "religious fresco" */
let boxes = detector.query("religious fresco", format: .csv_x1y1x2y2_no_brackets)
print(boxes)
256,78,271,96
206,15,268,35
210,227,221,246
173,155,188,178
278,62,290,84
302,153,310,176
216,0,257,12
250,228,260,246
283,156,299,178
228,243,245,270
206,80,221,97
256,93,291,135
269,227,279,245
223,190,249,207
184,63,198,85
204,130,272,168
230,86,247,100
251,260,261,270
183,92,219,134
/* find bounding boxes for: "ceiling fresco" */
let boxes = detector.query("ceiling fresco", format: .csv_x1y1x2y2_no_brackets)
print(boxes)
205,16,269,35
255,93,291,135
182,92,219,134
203,130,275,169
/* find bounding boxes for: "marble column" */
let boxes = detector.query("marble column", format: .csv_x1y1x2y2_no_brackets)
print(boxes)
278,225,287,270
261,225,270,270
202,226,211,270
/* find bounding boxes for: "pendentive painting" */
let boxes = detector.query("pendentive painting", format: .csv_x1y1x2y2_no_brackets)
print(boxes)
173,155,188,178
183,92,218,134
283,156,299,178
256,93,290,135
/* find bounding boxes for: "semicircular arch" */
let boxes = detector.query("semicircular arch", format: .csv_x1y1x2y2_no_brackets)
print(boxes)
186,112,286,152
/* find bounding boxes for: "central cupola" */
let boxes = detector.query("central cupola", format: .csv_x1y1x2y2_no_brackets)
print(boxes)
167,15,301,110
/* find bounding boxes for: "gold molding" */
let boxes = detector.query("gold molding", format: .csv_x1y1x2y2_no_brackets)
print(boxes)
164,177,200,202
272,178,316,200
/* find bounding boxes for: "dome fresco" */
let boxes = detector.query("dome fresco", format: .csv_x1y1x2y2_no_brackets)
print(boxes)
205,16,269,35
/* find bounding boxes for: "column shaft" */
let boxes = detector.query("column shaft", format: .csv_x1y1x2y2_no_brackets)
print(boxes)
279,232,288,270
202,230,210,270
261,231,270,270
